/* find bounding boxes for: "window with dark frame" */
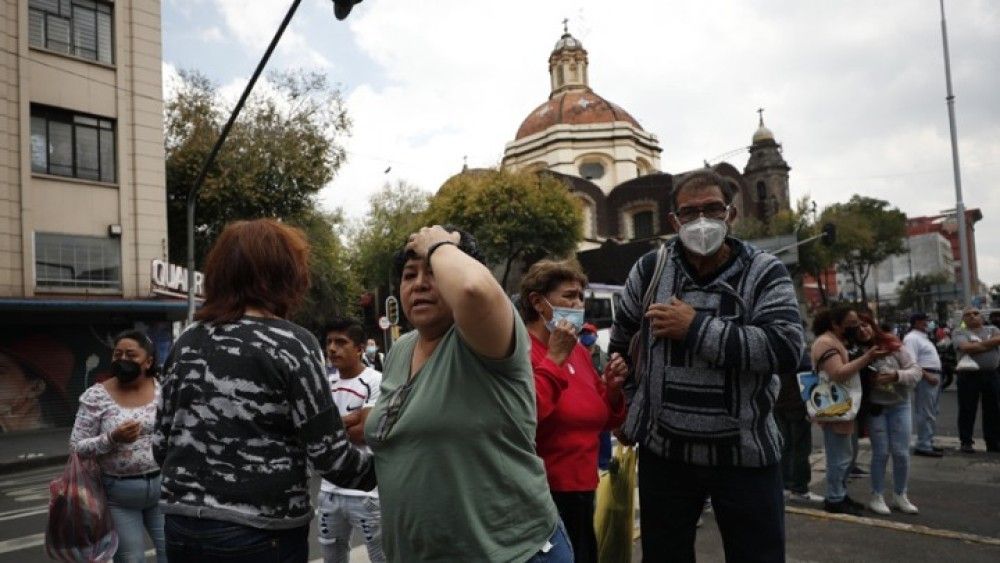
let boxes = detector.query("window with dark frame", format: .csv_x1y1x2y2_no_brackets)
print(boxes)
28,0,114,64
31,105,116,183
35,232,121,290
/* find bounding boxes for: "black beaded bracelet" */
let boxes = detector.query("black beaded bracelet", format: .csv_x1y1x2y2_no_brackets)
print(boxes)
425,240,459,263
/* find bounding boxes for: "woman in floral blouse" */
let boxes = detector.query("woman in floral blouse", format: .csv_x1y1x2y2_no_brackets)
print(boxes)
70,330,165,563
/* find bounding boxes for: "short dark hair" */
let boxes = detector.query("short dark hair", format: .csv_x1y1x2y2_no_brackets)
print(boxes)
670,169,738,212
322,317,366,346
811,304,856,336
196,219,310,324
114,330,157,376
518,259,588,322
392,226,486,281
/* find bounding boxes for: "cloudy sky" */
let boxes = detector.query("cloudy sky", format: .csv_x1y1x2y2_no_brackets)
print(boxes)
162,0,1000,286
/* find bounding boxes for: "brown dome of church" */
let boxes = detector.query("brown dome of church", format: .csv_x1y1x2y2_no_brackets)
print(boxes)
515,89,644,140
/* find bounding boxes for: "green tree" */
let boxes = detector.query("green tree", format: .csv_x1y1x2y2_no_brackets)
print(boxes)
422,169,582,288
288,209,359,332
822,195,908,306
897,272,953,311
347,180,430,291
165,69,350,264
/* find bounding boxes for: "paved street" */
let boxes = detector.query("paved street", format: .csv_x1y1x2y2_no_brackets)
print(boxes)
1,387,997,562
0,468,370,562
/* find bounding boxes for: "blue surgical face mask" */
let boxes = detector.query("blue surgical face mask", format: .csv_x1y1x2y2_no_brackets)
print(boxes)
544,299,585,333
579,332,598,347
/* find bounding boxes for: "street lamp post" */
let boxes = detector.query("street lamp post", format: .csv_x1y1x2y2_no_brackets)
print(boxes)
939,0,972,306
185,0,362,322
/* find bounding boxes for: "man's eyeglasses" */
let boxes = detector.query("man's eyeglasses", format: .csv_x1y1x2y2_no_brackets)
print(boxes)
965,311,981,317
673,203,731,224
373,381,415,443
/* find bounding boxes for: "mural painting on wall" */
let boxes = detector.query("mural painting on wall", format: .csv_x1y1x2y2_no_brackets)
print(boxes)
0,323,173,434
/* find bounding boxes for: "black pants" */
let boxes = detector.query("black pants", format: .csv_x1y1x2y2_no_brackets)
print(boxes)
165,515,308,562
638,448,785,563
774,409,812,494
550,490,596,563
956,370,1000,449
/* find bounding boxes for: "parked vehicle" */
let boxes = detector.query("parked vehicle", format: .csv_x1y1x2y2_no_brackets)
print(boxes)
584,283,624,353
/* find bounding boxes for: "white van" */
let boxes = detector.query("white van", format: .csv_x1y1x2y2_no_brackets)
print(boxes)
584,283,624,353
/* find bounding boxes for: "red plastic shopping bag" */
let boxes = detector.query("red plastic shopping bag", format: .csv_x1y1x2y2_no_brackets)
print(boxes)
45,452,118,562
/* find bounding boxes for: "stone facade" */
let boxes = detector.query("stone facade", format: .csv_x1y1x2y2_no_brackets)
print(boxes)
499,29,789,250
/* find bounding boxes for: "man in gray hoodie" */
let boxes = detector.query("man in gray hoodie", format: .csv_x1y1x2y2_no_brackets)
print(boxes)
610,169,804,563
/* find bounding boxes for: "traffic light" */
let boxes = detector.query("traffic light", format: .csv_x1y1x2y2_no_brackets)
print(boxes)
821,223,836,246
385,296,400,326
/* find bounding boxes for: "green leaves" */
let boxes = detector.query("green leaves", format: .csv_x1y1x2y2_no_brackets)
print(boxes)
822,195,908,305
165,69,349,265
346,181,430,291
164,69,354,331
423,169,582,288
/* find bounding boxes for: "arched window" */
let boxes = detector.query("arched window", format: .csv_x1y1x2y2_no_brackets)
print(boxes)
579,161,605,180
756,181,767,201
633,211,655,239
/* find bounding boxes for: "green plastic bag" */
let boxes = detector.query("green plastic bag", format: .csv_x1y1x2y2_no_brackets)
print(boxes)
594,444,637,563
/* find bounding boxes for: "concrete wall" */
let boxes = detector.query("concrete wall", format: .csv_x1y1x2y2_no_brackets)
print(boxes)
0,0,166,299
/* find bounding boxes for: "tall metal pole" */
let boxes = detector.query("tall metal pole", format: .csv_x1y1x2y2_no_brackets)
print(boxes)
186,0,304,323
939,0,972,306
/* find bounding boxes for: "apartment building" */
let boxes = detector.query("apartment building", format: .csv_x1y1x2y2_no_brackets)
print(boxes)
1,1,179,435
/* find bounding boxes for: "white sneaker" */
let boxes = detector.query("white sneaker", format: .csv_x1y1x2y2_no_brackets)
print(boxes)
892,493,919,514
789,491,824,503
868,494,891,515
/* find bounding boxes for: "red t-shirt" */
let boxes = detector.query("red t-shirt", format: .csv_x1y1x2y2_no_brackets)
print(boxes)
530,334,626,492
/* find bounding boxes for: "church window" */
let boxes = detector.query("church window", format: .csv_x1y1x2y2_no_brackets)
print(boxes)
633,211,655,239
579,161,605,180
756,181,767,201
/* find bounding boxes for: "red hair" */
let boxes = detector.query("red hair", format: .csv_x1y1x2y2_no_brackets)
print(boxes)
196,219,310,324
858,313,901,352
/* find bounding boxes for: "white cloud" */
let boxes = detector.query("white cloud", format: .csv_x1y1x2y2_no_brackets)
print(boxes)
210,0,331,69
162,61,181,102
166,0,1000,286
197,26,226,43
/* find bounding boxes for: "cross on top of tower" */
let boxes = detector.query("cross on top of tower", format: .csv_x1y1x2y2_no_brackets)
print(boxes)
757,107,765,125
562,18,569,34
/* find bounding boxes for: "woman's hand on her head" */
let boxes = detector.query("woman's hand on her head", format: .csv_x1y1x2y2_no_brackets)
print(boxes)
546,320,577,365
406,226,460,260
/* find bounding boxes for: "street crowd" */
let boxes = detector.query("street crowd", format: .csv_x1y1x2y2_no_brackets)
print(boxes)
64,169,1000,562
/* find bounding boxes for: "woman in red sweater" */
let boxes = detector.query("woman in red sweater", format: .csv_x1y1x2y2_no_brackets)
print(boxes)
520,259,627,563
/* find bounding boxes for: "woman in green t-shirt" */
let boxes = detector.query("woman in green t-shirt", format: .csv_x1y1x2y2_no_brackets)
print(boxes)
363,225,571,563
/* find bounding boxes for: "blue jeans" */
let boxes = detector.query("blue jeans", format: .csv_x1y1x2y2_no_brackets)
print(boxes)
821,426,853,503
912,377,940,451
868,402,912,496
524,520,574,563
316,492,385,563
102,474,166,563
164,515,308,562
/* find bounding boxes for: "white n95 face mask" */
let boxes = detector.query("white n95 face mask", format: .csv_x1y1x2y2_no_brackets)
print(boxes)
678,217,727,256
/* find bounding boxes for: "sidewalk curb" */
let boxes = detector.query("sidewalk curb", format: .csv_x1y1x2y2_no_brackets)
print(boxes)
786,506,1000,547
0,454,69,476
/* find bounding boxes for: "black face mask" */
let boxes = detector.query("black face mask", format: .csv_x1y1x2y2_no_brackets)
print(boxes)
843,326,860,344
111,359,143,385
